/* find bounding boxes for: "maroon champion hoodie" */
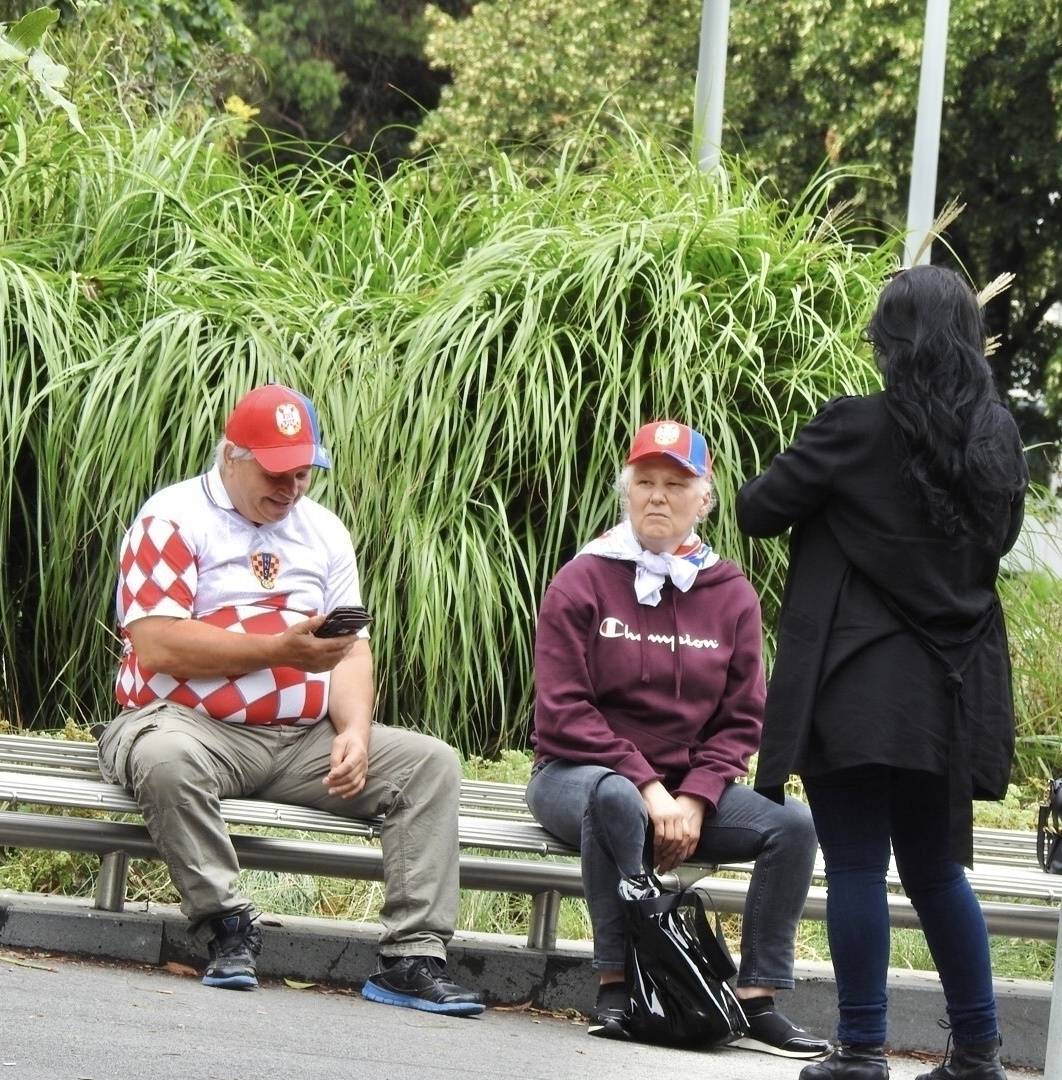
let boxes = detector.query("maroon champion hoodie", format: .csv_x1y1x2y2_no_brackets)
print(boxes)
532,553,765,812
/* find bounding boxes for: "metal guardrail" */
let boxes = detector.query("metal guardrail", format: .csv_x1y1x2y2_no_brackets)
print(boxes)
0,734,1058,949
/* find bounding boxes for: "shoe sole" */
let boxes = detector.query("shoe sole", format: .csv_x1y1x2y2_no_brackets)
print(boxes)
202,973,258,990
730,1036,832,1059
361,980,485,1016
587,1018,632,1041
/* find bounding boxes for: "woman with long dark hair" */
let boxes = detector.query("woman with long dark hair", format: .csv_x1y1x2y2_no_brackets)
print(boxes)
736,265,1028,1080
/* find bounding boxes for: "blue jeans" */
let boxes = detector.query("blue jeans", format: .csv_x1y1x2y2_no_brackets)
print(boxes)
525,760,818,986
803,766,999,1047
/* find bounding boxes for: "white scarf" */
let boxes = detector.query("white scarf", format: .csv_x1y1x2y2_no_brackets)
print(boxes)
578,520,719,606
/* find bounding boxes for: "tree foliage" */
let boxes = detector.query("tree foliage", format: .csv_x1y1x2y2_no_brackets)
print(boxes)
238,0,472,161
1,0,251,96
0,5,82,130
419,0,1062,425
417,0,694,154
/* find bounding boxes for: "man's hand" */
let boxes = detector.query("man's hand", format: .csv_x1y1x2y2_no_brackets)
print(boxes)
323,727,370,799
275,616,357,673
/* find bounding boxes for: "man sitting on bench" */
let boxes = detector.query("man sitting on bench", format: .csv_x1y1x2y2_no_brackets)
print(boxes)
97,382,483,1016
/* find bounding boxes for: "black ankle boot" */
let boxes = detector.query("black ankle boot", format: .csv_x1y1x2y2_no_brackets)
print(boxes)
914,1037,1006,1080
800,1045,889,1080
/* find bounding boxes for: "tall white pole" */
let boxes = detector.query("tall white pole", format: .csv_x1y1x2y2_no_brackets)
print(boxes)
904,0,951,266
1046,901,1062,1080
694,0,731,173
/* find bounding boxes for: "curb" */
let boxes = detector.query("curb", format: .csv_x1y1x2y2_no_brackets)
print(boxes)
0,890,1049,1071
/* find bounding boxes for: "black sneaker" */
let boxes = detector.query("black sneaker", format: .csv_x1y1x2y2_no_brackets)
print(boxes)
587,983,631,1041
731,999,832,1058
202,909,262,991
361,955,485,1016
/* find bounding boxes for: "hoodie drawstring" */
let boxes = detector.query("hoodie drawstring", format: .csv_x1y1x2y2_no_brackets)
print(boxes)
636,604,650,684
671,589,683,699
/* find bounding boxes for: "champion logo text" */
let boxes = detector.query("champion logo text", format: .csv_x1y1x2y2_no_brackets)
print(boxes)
598,616,718,652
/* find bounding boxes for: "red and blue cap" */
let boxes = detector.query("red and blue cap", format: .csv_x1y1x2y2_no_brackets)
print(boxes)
627,420,711,477
225,384,332,473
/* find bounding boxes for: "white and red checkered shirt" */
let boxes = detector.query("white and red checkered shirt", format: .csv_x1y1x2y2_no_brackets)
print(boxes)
114,467,364,725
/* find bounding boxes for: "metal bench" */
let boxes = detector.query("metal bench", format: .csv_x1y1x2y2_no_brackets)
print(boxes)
0,733,1058,952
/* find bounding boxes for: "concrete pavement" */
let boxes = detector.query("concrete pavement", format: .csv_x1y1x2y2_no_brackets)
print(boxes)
0,890,1049,1077
0,949,1046,1080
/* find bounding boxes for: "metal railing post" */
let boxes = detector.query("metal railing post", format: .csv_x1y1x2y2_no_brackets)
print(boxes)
1045,898,1062,1077
527,889,561,951
94,851,129,912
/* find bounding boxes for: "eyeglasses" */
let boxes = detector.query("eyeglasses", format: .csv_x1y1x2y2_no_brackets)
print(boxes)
860,328,883,352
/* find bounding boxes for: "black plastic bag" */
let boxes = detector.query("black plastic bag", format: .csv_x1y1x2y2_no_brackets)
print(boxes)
1037,777,1062,875
619,870,748,1047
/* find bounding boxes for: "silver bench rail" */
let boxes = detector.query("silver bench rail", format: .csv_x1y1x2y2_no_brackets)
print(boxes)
1,734,1059,950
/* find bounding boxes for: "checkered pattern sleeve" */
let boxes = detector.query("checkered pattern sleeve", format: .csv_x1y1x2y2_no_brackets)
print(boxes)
116,515,197,625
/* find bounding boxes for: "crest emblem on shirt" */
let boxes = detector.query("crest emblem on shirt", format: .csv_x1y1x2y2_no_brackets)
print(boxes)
654,422,681,446
251,552,281,589
275,404,302,437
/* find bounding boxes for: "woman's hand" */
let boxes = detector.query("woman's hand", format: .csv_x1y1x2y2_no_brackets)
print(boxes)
672,794,708,869
639,783,710,873
640,781,690,873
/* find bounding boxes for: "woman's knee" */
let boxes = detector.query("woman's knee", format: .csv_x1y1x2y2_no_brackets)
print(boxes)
591,772,647,829
895,850,965,899
761,796,818,858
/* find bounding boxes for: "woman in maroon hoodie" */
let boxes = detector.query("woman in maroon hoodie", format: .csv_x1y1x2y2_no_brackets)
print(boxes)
527,420,828,1056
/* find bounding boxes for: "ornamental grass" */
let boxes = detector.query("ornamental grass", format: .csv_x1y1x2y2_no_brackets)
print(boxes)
3,77,896,753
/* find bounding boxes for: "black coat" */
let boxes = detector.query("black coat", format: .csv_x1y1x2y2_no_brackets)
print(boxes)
736,394,1027,863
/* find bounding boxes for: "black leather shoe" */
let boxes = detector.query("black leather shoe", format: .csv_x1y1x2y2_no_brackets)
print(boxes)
800,1045,890,1079
915,1037,1007,1080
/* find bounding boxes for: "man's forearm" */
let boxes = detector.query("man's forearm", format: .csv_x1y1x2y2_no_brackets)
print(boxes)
128,617,282,678
327,642,375,742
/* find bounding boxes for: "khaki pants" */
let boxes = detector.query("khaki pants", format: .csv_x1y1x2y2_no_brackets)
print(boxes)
98,701,460,958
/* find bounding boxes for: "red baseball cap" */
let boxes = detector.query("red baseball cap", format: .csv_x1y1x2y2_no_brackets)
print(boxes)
627,420,711,477
225,384,332,473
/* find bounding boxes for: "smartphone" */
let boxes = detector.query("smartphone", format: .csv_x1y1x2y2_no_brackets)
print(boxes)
313,605,373,638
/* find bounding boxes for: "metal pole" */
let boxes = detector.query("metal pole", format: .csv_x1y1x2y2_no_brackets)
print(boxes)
94,851,129,912
904,0,951,266
694,0,731,172
527,890,562,951
1046,898,1062,1079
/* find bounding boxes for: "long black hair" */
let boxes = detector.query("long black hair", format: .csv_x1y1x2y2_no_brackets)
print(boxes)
868,265,1014,537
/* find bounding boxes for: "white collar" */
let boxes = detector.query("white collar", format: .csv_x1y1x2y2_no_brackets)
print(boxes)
204,465,236,511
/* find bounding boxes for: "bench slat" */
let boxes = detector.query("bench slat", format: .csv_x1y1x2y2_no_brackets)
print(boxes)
1,735,1057,906
3,767,1057,900
0,768,587,858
